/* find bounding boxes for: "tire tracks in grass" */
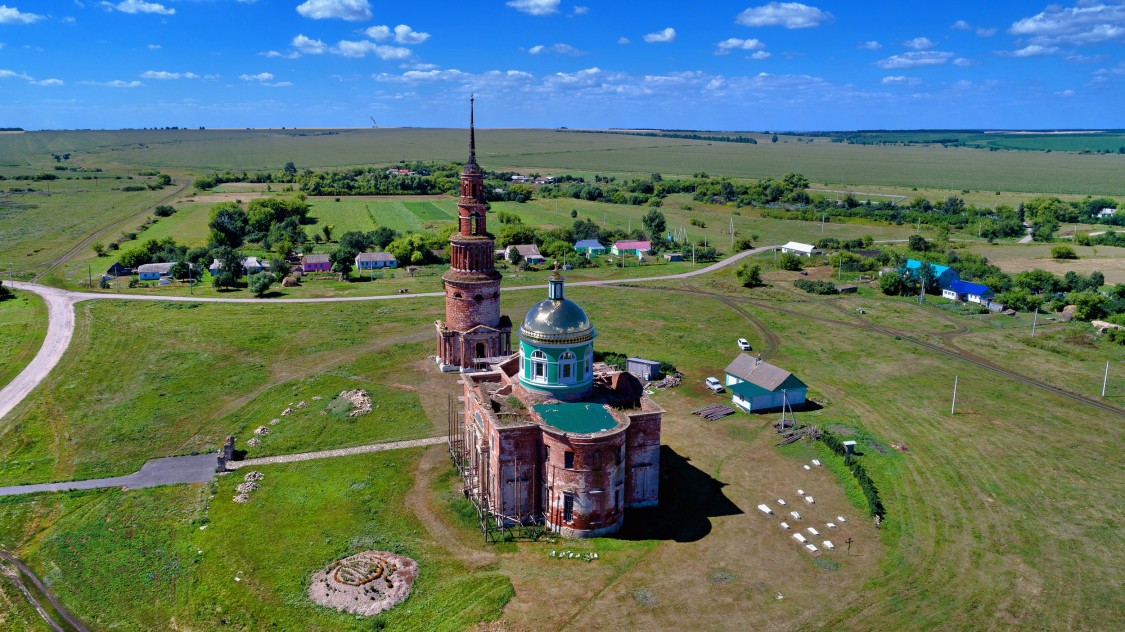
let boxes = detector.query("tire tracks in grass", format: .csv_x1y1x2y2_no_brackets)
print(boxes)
0,550,88,632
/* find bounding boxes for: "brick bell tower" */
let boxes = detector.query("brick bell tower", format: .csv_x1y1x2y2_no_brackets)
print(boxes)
435,97,512,371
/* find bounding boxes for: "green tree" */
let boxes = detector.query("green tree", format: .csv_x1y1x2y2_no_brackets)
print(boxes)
497,224,538,248
331,245,357,279
917,261,937,293
0,280,11,299
1068,291,1109,320
771,133,779,143
168,261,192,280
321,224,334,243
736,262,763,288
779,252,803,271
879,271,906,295
508,183,534,202
210,246,242,290
248,272,275,297
641,208,667,241
540,239,575,262
283,161,297,179
907,234,929,252
92,242,105,257
208,203,248,248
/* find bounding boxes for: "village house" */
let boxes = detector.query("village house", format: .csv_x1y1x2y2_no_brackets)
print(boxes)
942,279,994,305
611,240,652,256
507,244,545,265
301,253,331,273
105,262,132,277
780,241,819,257
355,252,398,270
724,353,808,412
573,239,606,256
904,259,960,290
137,262,190,281
1097,207,1117,219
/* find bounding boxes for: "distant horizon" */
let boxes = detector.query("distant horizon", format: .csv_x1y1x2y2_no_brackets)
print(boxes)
6,126,1125,135
2,1,1123,130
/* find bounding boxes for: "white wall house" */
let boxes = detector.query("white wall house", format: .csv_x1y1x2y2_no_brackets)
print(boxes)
780,241,818,257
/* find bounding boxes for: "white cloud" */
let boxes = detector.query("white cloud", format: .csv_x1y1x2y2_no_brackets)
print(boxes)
715,37,766,55
265,81,293,88
749,50,771,60
882,75,921,85
528,43,582,55
296,0,371,21
617,36,630,45
140,70,206,80
573,5,588,15
953,57,974,67
240,72,274,81
0,5,45,24
147,43,161,49
1010,2,1125,46
364,24,391,40
292,34,327,54
1002,44,1060,57
1056,89,1075,96
332,40,411,59
857,40,882,50
100,0,174,15
976,27,997,37
644,27,676,43
263,50,300,59
393,25,430,44
0,69,31,80
874,50,954,69
82,79,143,87
506,0,559,16
31,78,63,86
951,20,972,31
903,36,935,50
736,2,830,29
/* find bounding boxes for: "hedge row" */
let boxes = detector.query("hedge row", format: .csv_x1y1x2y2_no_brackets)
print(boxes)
820,430,885,518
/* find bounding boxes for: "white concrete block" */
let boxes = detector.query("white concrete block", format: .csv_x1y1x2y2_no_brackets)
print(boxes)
757,504,773,515
777,499,787,505
792,533,807,543
805,544,818,552
823,540,835,549
805,496,815,504
826,522,836,529
790,511,801,520
779,522,790,530
803,465,811,470
812,459,822,466
837,516,846,523
797,489,804,495
807,527,819,536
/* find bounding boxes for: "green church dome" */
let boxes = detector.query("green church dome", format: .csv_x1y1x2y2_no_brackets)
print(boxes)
518,271,596,345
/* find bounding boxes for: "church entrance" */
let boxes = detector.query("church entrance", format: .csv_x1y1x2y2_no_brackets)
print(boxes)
476,342,486,359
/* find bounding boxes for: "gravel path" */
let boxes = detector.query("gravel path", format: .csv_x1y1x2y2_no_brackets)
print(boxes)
227,436,446,469
0,550,90,632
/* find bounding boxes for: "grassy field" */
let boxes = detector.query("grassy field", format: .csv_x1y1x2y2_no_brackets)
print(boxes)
2,274,1123,629
0,298,445,486
3,129,1125,196
968,243,1125,284
0,292,47,391
0,449,514,631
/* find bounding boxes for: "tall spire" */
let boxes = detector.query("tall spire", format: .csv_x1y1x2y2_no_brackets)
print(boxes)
468,94,477,166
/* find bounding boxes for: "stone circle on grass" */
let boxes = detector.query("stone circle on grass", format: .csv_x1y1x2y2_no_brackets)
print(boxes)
308,551,418,616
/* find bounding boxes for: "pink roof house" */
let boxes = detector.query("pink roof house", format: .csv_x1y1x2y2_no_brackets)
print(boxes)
302,253,331,272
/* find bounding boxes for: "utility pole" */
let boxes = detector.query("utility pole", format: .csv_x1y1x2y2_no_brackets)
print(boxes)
88,265,92,289
951,375,959,415
1031,308,1039,336
1103,361,1110,398
692,244,696,266
730,215,735,250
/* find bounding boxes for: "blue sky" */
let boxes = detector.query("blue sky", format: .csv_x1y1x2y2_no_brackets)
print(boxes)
1,1,1124,130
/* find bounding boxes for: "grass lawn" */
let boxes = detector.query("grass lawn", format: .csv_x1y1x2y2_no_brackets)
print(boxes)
0,298,447,486
1,448,513,631
0,291,47,391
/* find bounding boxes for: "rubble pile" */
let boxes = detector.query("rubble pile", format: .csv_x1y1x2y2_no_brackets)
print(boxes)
339,390,373,417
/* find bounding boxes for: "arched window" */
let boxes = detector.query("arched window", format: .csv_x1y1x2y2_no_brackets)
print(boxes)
560,350,576,384
585,348,594,376
530,349,547,382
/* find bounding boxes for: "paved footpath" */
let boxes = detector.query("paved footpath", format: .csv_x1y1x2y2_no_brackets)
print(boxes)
0,453,218,497
227,436,446,469
0,437,447,496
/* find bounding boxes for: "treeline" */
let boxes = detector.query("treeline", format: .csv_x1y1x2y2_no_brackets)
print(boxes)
563,129,758,144
820,430,884,518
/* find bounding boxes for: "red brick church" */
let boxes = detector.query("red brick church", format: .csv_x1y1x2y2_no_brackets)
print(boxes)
443,102,662,537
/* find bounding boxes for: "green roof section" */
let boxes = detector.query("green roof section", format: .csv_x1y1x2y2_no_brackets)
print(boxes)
533,402,619,434
728,374,807,399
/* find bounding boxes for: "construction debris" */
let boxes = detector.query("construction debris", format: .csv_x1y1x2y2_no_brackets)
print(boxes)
254,426,271,436
647,372,682,390
281,407,293,416
691,404,736,421
236,481,259,494
244,471,264,482
339,390,373,417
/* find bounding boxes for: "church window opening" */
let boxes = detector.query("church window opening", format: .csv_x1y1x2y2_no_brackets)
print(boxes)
563,493,574,522
560,350,575,383
564,450,574,469
474,294,483,302
476,343,486,359
531,350,547,382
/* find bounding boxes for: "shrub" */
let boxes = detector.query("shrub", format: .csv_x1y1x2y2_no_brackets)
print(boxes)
689,218,705,228
92,242,105,257
794,279,838,295
153,205,176,217
820,430,885,517
736,262,763,288
1051,245,1078,260
778,252,803,271
0,280,10,299
248,272,275,297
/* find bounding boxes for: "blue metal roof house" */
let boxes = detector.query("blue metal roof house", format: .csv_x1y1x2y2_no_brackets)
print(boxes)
574,239,606,256
904,259,960,290
942,279,994,304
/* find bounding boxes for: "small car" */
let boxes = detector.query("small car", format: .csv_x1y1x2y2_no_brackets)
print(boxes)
737,338,751,350
705,377,724,393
